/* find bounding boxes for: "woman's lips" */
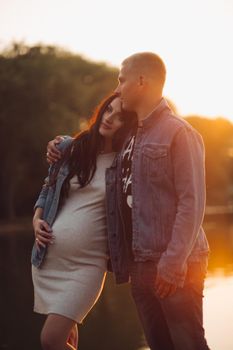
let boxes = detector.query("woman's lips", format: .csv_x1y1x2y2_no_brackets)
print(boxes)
101,122,112,130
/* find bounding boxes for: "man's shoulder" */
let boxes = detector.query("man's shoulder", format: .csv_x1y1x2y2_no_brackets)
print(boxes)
164,110,201,138
166,111,192,130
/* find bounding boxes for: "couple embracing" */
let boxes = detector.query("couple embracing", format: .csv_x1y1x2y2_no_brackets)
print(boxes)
31,52,210,350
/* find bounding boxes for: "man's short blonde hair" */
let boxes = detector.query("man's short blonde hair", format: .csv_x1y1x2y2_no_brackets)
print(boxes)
122,52,166,88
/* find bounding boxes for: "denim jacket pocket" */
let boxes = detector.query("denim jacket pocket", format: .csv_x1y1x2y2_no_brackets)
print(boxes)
142,144,168,178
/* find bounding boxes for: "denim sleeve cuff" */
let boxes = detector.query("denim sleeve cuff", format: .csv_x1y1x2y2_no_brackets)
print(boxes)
157,259,187,288
33,183,49,211
33,198,46,212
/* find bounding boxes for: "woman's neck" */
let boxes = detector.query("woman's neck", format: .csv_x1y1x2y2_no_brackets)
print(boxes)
101,138,113,154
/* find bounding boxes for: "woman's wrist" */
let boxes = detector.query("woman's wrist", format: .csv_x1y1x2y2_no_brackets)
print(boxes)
33,217,40,228
33,210,43,226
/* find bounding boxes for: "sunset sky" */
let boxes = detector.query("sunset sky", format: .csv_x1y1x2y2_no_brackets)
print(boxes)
0,0,232,121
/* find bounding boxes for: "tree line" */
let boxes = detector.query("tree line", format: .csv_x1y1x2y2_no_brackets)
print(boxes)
0,43,232,219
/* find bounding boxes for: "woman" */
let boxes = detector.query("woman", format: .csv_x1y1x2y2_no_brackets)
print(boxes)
31,93,136,350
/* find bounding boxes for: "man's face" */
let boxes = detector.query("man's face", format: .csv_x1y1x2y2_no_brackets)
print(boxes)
115,64,141,112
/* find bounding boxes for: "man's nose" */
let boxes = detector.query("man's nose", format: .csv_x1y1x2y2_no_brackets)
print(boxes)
114,84,121,95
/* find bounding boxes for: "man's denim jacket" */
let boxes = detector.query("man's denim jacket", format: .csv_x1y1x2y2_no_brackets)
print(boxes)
31,137,73,267
105,98,209,287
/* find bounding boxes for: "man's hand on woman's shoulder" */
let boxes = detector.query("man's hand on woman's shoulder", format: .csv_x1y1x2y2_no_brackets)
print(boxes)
46,135,64,164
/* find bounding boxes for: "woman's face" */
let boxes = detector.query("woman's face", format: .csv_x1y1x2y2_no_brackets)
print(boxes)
99,97,124,139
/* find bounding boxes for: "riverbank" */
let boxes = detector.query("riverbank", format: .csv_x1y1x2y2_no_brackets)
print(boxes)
0,217,32,235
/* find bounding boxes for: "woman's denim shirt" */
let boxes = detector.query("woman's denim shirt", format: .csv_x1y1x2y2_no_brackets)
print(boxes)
31,137,73,267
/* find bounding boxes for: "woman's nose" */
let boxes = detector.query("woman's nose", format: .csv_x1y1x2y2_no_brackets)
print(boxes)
105,114,113,123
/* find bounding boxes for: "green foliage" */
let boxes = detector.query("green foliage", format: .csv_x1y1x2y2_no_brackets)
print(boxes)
186,116,233,204
0,43,118,218
0,43,233,218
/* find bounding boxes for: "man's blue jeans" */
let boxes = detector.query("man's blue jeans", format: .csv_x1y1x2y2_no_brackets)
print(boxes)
129,259,210,350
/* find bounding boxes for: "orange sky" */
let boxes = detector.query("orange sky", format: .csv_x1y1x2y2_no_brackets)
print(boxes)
0,0,232,121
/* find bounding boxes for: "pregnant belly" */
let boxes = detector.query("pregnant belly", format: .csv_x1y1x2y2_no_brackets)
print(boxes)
47,209,108,261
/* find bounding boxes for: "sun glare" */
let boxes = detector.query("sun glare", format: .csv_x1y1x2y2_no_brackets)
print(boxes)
0,0,232,120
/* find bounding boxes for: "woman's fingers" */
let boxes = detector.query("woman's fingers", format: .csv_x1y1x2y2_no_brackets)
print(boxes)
37,229,53,239
37,234,53,244
41,220,52,233
36,234,54,250
35,238,41,251
36,221,52,238
36,239,45,249
34,220,54,247
37,227,54,242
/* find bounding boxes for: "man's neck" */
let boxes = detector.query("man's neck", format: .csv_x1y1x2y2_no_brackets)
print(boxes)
136,96,162,125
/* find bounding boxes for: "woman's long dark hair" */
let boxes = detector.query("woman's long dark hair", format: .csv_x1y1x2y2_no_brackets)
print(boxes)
50,93,137,206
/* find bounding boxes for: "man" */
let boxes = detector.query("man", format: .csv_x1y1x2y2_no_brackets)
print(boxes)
47,52,210,350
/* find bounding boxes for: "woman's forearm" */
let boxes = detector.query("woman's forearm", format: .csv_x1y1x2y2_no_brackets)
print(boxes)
33,207,44,225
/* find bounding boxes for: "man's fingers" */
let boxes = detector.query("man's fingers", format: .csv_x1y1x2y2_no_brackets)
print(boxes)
46,146,62,163
155,277,164,295
47,154,59,164
160,284,173,298
155,281,167,298
46,136,64,164
47,148,61,160
155,274,161,287
155,274,177,298
156,282,177,298
55,135,64,143
168,285,177,297
49,145,61,157
47,139,62,156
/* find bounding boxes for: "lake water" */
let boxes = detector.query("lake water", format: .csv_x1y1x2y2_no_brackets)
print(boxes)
138,272,233,350
0,218,233,350
204,272,233,350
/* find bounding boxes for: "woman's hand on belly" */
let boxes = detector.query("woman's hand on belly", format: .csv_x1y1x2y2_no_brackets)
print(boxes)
33,218,54,250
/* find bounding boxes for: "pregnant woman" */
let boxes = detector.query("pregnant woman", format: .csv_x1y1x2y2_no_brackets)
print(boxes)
31,93,136,350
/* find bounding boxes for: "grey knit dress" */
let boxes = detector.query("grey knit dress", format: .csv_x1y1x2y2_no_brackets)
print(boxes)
32,152,115,323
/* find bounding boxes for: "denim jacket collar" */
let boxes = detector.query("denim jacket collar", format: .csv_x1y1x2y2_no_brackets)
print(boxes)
141,98,170,129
